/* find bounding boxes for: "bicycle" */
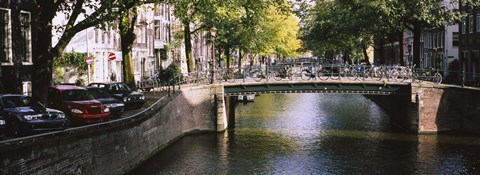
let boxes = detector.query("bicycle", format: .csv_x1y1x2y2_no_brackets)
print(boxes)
300,63,319,80
251,68,266,82
414,67,442,84
398,64,416,82
273,65,293,81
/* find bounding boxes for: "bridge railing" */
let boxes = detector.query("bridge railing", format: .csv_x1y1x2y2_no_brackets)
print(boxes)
176,64,446,85
141,64,480,88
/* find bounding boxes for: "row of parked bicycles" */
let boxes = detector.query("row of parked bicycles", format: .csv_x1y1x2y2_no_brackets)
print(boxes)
181,63,443,85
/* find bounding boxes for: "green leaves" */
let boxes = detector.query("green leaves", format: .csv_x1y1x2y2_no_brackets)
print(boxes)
54,52,89,76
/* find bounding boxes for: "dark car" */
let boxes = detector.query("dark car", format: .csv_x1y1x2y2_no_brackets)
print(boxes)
88,82,146,109
48,85,111,125
0,94,67,137
84,86,125,118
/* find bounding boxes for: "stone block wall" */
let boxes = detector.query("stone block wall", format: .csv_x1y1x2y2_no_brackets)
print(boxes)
0,85,217,175
412,84,480,134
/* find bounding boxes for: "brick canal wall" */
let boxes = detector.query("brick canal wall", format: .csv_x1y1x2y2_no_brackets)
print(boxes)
411,84,480,134
0,85,218,175
369,84,480,134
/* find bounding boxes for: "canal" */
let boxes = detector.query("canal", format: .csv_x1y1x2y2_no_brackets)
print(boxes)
129,94,480,174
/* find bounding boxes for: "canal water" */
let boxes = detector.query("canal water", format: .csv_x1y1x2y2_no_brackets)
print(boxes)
129,94,480,175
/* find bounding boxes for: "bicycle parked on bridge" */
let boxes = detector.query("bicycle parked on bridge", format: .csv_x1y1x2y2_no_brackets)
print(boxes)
221,67,246,83
414,67,442,84
272,65,294,81
397,64,416,82
251,67,267,82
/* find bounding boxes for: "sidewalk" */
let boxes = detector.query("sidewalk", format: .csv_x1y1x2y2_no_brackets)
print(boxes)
143,90,169,100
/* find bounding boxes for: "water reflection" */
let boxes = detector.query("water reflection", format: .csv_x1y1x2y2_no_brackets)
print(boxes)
129,94,480,175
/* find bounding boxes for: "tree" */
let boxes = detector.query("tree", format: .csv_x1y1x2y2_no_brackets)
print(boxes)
169,0,292,71
33,1,125,102
301,0,480,65
301,0,399,62
207,0,294,68
168,0,217,73
53,52,88,85
32,0,164,102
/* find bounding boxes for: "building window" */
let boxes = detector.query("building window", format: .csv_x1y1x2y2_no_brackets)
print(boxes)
477,14,480,32
20,11,32,64
154,20,161,39
462,17,467,34
0,8,12,65
469,15,474,33
22,81,31,96
453,32,459,46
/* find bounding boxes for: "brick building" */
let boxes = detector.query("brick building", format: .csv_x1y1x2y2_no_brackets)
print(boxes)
0,2,35,95
459,4,480,82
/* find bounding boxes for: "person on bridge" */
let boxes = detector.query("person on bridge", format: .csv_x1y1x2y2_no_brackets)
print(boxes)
110,70,117,82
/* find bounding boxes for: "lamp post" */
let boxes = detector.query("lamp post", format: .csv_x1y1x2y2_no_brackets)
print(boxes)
210,26,217,84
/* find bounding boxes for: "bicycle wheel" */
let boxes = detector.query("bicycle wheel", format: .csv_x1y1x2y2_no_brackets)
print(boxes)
433,73,442,84
403,70,415,82
251,70,263,82
389,71,399,82
347,70,358,81
317,70,329,80
300,70,312,80
226,71,235,83
372,70,382,81
338,69,348,80
329,70,340,80
273,71,283,81
362,69,372,81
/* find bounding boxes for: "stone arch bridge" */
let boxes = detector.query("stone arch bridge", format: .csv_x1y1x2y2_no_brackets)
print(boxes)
211,79,480,134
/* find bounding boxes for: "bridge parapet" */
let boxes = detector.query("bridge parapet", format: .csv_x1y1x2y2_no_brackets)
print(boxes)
223,80,411,96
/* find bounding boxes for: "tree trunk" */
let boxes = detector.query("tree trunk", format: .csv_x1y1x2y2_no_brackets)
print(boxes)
225,47,231,68
413,21,421,68
119,7,138,89
238,49,243,68
32,2,56,103
184,23,194,73
362,45,370,65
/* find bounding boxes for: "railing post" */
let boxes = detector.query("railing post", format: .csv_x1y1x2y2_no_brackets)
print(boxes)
461,70,465,87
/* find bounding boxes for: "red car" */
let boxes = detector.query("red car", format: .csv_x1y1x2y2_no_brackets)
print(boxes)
47,85,111,125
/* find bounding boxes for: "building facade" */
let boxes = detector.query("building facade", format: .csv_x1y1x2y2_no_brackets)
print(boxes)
54,3,177,84
459,4,480,82
419,1,459,78
0,2,34,95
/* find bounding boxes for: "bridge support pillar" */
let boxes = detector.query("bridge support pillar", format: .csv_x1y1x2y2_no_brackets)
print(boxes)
226,96,236,128
212,85,228,132
411,84,446,134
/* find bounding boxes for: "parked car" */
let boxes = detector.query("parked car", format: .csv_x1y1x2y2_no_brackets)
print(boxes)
0,94,67,137
88,82,146,109
47,85,111,125
84,86,125,118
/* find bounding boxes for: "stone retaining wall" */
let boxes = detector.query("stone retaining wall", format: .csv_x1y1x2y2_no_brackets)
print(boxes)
0,85,217,175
